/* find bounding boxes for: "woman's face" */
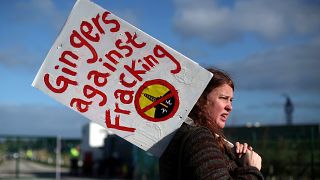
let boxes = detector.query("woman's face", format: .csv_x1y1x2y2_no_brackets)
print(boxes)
206,84,233,129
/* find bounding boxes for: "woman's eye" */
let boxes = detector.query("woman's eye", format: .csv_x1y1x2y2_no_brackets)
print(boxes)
220,96,228,100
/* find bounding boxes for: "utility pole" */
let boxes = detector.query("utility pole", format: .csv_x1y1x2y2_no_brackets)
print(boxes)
56,136,61,180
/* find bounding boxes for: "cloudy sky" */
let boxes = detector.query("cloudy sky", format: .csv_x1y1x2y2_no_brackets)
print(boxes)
1,0,319,138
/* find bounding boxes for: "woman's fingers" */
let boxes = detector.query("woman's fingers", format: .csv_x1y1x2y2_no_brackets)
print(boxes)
235,142,242,153
235,142,253,158
243,143,248,153
236,142,248,153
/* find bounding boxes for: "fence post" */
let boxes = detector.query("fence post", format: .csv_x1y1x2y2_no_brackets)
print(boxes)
15,137,20,179
310,127,315,180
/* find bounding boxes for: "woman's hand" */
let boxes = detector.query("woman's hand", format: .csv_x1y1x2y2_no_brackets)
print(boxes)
235,142,253,158
243,150,262,171
234,142,262,171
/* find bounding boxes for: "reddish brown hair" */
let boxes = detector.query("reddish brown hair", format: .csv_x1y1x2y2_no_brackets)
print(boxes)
189,68,234,151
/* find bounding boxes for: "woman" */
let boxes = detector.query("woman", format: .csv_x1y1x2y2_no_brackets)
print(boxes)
159,68,263,180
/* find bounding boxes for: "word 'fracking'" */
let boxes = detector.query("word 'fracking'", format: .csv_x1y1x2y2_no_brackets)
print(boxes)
43,10,182,133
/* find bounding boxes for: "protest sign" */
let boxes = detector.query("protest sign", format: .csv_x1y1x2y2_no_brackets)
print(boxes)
32,0,212,157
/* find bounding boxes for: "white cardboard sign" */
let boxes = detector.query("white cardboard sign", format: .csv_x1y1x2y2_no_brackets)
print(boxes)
32,0,212,157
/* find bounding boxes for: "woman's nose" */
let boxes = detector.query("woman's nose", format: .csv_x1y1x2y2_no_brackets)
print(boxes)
225,103,232,112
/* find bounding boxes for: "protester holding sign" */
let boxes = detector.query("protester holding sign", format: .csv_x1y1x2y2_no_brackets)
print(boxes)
32,0,212,158
159,68,264,180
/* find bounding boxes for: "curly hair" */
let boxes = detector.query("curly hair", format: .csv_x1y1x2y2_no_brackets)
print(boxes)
188,67,234,151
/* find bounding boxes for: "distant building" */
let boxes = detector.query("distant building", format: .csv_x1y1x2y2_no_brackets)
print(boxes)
80,122,157,179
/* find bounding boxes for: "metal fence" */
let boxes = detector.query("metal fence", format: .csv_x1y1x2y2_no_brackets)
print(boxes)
0,124,319,180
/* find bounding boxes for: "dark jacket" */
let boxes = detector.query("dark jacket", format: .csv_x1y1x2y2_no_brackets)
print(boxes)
159,123,264,180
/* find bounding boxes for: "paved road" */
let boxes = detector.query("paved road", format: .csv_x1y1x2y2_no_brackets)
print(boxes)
0,159,121,180
0,159,70,179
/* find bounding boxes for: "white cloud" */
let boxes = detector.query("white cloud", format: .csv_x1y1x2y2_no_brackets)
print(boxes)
173,0,320,44
13,0,66,29
219,38,320,91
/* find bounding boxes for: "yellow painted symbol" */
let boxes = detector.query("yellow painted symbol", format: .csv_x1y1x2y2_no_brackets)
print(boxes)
140,84,171,118
135,79,179,122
